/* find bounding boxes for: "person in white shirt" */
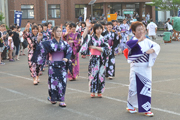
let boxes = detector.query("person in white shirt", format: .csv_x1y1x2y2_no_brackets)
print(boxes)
17,26,24,56
147,19,157,40
146,13,150,21
7,30,14,62
166,18,173,32
76,22,81,32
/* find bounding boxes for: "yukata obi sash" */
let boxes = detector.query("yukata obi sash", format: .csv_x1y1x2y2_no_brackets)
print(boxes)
90,47,101,55
48,51,73,75
108,39,113,46
121,29,126,32
49,51,64,62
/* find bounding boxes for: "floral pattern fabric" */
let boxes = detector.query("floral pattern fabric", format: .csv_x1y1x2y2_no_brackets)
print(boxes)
65,32,81,79
27,33,40,78
80,35,111,93
35,38,72,102
103,31,120,77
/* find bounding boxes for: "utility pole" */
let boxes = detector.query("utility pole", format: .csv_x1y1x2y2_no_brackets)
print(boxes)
88,0,96,19
45,1,47,22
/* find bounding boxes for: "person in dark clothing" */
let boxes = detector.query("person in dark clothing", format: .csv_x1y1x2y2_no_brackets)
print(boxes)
1,24,8,60
11,25,20,60
0,25,5,65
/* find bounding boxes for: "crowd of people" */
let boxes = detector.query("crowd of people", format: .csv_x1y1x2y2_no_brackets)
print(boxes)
0,24,27,65
0,17,161,117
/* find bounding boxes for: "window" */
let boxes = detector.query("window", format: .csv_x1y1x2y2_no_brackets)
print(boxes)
93,3,103,17
75,4,86,18
110,3,122,15
48,4,61,19
126,4,135,9
21,5,34,19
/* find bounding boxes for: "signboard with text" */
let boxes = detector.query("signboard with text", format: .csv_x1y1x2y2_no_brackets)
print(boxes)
14,11,22,27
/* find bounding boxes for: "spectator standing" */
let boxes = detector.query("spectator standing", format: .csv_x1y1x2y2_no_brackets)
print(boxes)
42,18,46,24
12,25,20,60
17,26,24,56
146,13,150,21
8,30,14,62
147,19,157,40
78,15,83,22
0,25,5,65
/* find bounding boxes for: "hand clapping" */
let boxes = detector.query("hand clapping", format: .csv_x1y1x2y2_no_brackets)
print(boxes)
37,33,43,42
146,49,155,54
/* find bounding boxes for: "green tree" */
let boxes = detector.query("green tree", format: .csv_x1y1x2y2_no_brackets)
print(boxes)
151,0,180,16
0,12,5,24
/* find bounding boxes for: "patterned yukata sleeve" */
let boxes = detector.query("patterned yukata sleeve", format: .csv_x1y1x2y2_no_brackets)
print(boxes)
113,33,120,50
36,41,52,65
74,33,81,53
64,41,72,60
126,39,138,50
27,35,34,48
103,32,108,43
79,35,91,55
64,41,73,74
125,25,130,35
101,39,111,66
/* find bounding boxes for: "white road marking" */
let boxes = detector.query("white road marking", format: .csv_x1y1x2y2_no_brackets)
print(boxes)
1,71,180,116
0,71,32,81
152,78,180,83
0,86,103,120
0,97,31,103
67,88,180,116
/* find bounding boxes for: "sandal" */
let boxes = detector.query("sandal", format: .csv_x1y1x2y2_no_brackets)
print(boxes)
59,102,66,107
144,111,154,117
69,78,75,81
47,97,57,104
98,93,102,98
81,55,86,59
33,79,38,85
91,93,95,98
23,54,26,56
37,78,40,83
126,108,137,114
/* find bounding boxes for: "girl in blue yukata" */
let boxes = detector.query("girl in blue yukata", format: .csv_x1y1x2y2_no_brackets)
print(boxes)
33,26,72,107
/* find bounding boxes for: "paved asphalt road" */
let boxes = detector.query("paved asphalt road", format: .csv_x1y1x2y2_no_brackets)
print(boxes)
0,36,180,120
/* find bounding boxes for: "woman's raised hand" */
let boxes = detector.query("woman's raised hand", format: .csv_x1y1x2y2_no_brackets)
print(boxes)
86,19,91,28
37,33,43,42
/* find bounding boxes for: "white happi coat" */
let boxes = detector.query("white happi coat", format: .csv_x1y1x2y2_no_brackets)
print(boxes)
126,37,160,112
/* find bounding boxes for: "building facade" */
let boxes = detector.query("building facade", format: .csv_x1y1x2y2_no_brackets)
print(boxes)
8,0,155,27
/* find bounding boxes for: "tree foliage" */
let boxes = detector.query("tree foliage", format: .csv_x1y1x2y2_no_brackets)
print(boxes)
151,0,180,16
0,12,5,24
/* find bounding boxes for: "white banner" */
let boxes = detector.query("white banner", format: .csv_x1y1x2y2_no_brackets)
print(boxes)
84,7,87,21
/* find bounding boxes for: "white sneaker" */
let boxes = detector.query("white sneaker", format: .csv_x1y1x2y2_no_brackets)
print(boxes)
126,108,137,114
144,111,154,117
